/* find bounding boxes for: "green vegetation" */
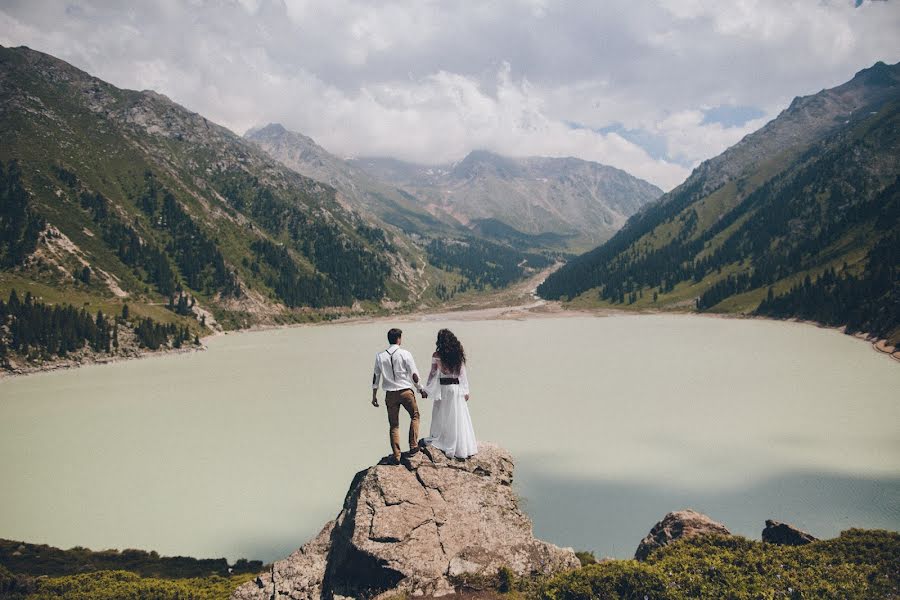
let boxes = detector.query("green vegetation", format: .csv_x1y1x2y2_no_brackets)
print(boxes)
456,530,899,600
539,89,900,345
0,44,405,348
0,161,44,268
0,539,261,600
757,230,898,339
7,570,254,600
0,289,197,366
211,167,390,305
426,237,552,299
0,539,262,579
2,530,898,599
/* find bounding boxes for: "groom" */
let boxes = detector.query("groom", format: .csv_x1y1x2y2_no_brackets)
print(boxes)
371,328,428,464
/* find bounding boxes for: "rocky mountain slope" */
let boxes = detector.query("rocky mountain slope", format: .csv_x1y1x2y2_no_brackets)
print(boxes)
349,151,662,252
0,45,428,339
245,124,565,302
245,124,460,237
232,443,579,600
539,61,900,345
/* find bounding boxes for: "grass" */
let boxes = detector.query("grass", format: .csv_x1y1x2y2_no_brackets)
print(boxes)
478,530,900,600
14,570,256,600
565,260,748,313
0,273,201,334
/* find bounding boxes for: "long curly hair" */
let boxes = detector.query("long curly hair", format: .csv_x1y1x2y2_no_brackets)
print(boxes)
436,328,466,374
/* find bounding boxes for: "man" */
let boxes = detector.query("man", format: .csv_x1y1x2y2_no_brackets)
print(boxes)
372,328,427,464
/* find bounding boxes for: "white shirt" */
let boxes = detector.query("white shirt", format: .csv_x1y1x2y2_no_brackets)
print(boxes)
372,345,421,392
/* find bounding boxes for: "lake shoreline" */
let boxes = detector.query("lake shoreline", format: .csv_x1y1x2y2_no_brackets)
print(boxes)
0,344,206,380
2,293,896,381
206,301,899,363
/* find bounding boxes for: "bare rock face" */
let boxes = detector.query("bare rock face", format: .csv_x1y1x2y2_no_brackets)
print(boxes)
232,443,579,599
762,520,818,546
634,510,731,561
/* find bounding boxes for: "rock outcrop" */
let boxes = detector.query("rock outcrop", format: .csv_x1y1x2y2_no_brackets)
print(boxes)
233,443,579,600
762,520,818,546
634,510,731,561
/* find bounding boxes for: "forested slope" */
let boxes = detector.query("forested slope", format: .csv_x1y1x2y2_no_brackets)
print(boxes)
539,61,900,344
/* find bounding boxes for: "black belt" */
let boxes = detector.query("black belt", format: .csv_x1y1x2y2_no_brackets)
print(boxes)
440,377,459,385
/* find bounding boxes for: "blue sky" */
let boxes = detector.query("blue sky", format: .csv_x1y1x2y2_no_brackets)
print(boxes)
2,0,898,189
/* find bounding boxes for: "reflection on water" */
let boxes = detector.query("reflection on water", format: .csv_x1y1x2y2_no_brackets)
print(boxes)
0,314,897,562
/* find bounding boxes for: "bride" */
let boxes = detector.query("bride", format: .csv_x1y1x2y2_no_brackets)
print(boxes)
423,328,478,459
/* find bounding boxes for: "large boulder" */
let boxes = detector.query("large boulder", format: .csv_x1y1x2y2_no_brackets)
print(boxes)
634,510,730,561
233,443,579,599
762,520,818,546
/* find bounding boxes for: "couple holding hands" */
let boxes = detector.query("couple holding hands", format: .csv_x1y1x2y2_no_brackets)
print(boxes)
371,327,477,463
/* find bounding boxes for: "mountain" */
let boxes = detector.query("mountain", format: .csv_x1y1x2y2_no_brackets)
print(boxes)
539,61,900,344
245,123,459,237
348,150,663,252
245,124,568,302
0,45,420,337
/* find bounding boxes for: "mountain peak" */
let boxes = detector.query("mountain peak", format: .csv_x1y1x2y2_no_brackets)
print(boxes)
850,59,900,88
245,122,287,137
452,149,523,179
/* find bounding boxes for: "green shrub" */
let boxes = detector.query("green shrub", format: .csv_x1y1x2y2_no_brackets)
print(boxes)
540,561,673,600
574,551,597,567
498,566,516,593
537,530,899,600
648,534,870,599
26,570,255,600
813,529,900,596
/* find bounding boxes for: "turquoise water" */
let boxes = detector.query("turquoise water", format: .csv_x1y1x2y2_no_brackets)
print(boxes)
0,314,897,562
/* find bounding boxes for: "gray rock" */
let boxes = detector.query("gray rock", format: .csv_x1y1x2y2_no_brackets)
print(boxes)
232,443,579,600
762,520,818,546
634,510,731,561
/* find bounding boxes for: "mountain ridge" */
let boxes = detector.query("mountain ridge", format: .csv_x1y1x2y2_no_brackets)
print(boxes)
538,60,900,345
347,148,663,251
0,44,413,337
248,122,663,253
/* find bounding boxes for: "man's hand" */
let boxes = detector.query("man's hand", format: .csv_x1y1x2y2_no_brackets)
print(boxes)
371,393,379,407
465,394,470,402
419,389,428,399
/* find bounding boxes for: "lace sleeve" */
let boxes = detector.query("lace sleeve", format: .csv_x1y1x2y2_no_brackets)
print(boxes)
459,363,470,395
424,355,441,399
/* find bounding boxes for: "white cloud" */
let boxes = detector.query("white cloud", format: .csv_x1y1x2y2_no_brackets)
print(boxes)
1,0,899,191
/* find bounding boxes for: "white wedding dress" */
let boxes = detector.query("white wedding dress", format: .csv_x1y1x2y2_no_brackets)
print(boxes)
423,356,478,459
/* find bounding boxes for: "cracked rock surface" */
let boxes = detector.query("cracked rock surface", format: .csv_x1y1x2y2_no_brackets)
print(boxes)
232,442,579,599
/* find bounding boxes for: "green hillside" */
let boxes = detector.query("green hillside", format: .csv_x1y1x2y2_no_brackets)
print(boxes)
539,61,900,344
0,45,403,331
0,45,571,371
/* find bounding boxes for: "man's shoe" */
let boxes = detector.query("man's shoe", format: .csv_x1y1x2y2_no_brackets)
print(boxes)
408,447,420,455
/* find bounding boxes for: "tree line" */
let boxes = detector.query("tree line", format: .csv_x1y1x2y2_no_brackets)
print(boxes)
213,169,390,306
0,290,198,366
56,166,241,300
1,160,45,268
538,102,899,341
248,238,345,308
756,230,899,340
426,237,551,293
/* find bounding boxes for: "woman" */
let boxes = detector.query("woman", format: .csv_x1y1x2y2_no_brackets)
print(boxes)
423,328,477,459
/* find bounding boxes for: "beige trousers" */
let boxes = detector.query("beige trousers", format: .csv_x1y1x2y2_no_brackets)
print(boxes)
385,389,419,460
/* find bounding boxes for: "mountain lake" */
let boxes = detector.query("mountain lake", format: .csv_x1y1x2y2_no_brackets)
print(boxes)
0,314,898,562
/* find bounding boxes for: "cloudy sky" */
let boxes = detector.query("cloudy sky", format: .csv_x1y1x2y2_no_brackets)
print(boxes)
2,1,899,190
